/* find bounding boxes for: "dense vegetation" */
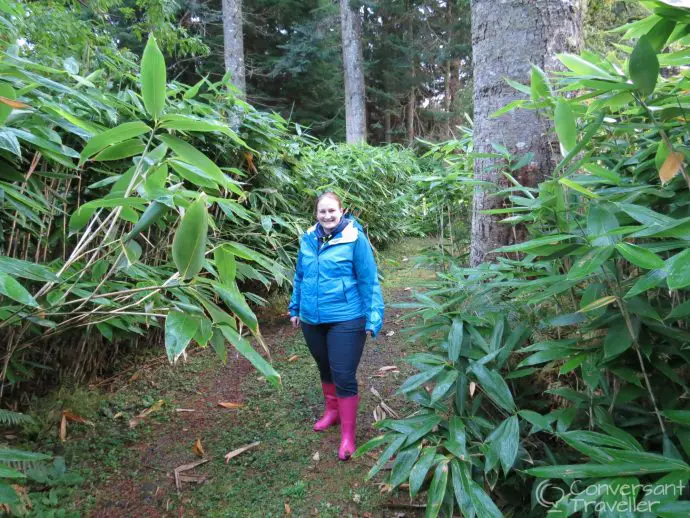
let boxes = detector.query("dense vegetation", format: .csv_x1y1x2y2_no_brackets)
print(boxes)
1,0,690,516
362,1,690,517
0,1,437,508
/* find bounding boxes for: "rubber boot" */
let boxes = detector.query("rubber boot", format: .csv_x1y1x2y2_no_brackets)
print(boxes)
313,383,339,432
337,395,359,460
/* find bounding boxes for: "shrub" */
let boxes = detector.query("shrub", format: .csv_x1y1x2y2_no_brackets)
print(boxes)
362,2,690,516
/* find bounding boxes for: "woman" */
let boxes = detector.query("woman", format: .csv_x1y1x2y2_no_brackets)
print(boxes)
289,192,384,460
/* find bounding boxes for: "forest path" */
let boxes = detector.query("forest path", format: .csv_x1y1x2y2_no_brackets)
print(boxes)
63,238,435,517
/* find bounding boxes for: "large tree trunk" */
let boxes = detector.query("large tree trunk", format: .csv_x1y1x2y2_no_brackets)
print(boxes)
222,0,246,96
469,0,583,266
443,0,453,140
406,12,415,146
340,0,367,143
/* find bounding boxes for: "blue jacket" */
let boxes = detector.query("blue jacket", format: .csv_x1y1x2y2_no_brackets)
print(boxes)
289,216,384,337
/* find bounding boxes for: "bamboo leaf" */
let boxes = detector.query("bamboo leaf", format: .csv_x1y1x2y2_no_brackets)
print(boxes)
389,443,422,489
159,135,227,187
578,295,617,313
426,461,449,518
409,447,438,498
141,34,167,119
215,245,237,287
165,311,200,364
92,139,146,162
0,272,38,307
667,249,690,290
469,363,515,413
79,121,151,164
213,281,258,334
555,99,577,154
567,246,614,280
615,243,665,269
447,318,463,362
219,326,280,388
629,35,659,96
172,196,208,280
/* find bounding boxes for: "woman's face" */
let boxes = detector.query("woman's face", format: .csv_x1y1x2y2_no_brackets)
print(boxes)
316,197,343,233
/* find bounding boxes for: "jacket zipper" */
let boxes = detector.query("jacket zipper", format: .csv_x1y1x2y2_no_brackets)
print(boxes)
315,237,325,322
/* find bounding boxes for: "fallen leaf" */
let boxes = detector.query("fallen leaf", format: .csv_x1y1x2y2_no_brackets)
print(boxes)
175,408,195,412
177,474,207,484
660,151,685,184
469,381,477,397
380,401,400,419
287,355,299,362
404,287,411,291
312,451,320,461
129,399,164,428
217,402,243,409
59,414,67,442
284,503,292,514
402,257,409,262
174,458,211,490
224,441,260,463
385,330,395,337
193,438,205,457
63,411,94,425
378,365,399,372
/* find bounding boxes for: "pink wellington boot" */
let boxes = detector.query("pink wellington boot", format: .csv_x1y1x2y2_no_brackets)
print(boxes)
337,395,360,460
313,383,340,432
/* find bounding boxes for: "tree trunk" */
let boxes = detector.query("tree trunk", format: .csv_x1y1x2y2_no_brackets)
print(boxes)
444,0,453,140
222,0,246,96
340,0,367,144
406,12,415,146
470,0,583,266
384,112,392,144
444,60,452,140
406,85,415,146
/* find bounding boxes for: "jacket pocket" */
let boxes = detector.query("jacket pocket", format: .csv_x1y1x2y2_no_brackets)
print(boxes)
341,279,348,302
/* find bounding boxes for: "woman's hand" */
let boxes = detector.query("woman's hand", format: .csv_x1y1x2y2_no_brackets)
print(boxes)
366,330,373,337
290,316,300,328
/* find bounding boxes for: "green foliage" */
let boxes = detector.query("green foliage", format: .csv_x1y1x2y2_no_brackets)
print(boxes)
0,3,424,391
409,124,474,253
0,408,57,515
366,2,690,516
0,29,295,387
294,143,421,246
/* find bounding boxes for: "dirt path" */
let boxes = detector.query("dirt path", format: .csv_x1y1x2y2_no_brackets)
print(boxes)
57,239,433,517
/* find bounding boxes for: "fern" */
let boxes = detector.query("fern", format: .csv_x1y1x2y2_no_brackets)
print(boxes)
0,410,33,427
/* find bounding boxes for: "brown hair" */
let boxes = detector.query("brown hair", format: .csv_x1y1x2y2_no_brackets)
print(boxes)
315,191,343,211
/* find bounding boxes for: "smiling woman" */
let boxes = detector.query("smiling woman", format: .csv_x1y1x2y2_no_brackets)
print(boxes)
315,192,344,234
289,191,384,461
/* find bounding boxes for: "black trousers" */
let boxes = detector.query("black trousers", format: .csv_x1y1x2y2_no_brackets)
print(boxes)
300,317,366,398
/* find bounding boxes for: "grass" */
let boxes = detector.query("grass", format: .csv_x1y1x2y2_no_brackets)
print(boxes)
34,333,389,516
